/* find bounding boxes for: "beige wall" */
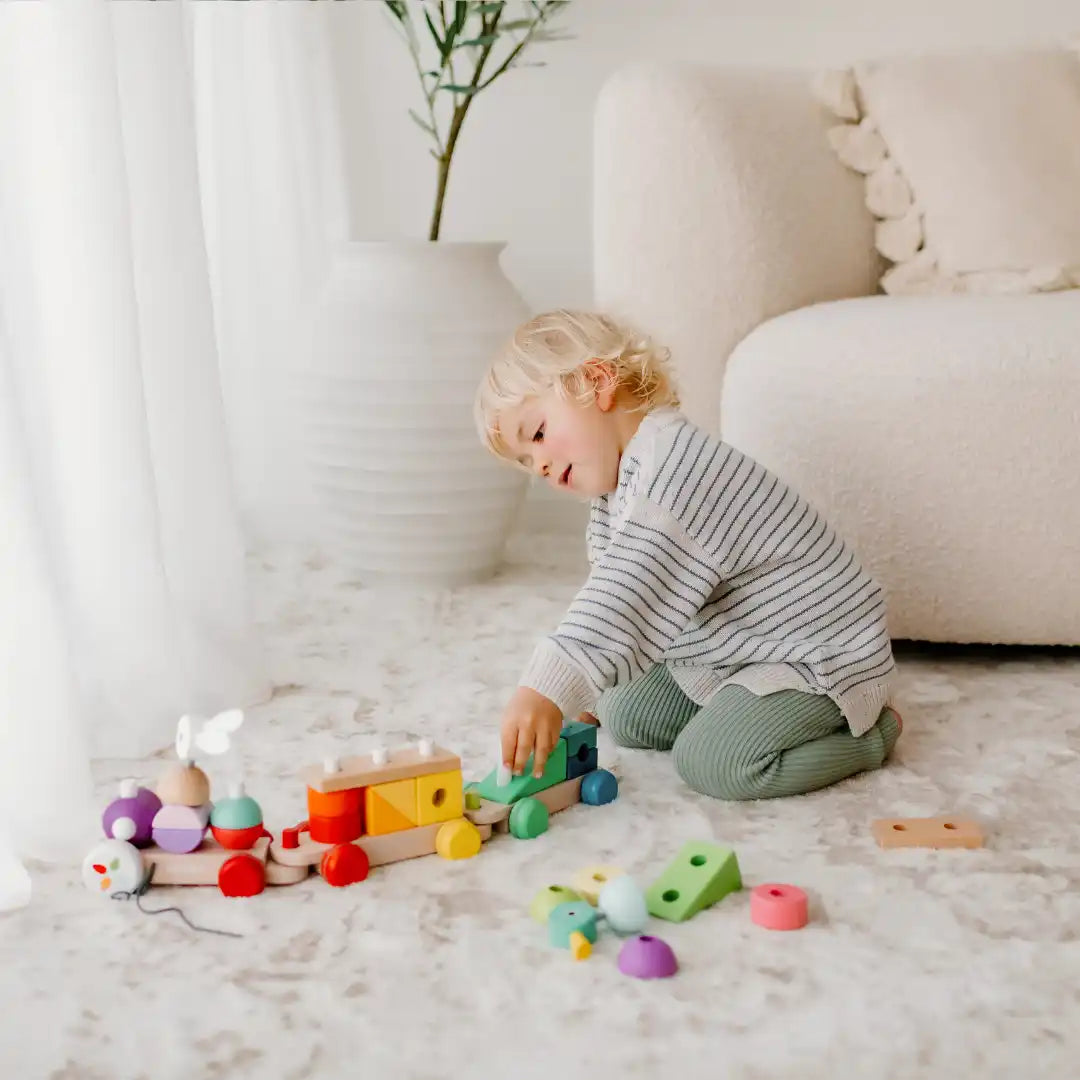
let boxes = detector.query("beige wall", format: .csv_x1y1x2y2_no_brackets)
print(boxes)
325,0,1080,535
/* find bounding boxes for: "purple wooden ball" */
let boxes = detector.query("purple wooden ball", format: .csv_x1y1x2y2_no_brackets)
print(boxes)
617,935,679,979
102,780,162,848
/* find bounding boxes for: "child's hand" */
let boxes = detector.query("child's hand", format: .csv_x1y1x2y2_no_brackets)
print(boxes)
500,686,563,778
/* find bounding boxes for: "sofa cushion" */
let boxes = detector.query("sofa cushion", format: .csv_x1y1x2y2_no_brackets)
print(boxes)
720,292,1080,644
813,46,1080,296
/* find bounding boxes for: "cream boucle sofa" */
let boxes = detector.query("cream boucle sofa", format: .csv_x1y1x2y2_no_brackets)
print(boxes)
593,63,1080,645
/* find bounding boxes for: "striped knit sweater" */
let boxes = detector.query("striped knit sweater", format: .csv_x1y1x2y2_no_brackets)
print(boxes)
518,407,895,737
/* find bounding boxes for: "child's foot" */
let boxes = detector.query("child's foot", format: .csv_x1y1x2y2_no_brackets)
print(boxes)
879,706,902,758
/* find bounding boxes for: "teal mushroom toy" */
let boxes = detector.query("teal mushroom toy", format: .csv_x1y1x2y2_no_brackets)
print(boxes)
209,782,269,850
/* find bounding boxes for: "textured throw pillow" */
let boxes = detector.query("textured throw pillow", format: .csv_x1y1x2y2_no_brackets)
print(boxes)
813,45,1080,295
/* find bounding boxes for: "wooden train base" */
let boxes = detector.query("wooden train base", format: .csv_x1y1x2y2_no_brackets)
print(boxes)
91,723,617,899
138,774,594,896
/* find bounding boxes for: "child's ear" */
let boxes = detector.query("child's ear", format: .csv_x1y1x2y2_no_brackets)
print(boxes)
583,359,619,411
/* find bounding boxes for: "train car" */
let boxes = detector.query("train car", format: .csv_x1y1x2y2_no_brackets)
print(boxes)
86,721,618,899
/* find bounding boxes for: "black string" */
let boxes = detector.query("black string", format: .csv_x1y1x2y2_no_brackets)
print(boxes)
110,863,243,939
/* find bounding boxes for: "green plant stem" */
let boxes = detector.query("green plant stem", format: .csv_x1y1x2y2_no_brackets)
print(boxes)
429,6,502,240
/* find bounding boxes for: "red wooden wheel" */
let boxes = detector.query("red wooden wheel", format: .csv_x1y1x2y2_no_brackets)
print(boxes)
218,854,266,897
320,843,370,888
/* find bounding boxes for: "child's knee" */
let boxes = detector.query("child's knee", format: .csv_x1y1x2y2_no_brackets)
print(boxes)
596,691,648,749
673,733,759,801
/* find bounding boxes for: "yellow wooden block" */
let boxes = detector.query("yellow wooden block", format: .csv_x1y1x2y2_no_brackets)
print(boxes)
365,778,418,836
416,769,463,826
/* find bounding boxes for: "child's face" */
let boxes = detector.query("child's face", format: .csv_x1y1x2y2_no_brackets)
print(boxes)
500,369,636,498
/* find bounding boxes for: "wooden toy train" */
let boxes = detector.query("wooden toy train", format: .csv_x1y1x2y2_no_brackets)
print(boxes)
82,720,618,899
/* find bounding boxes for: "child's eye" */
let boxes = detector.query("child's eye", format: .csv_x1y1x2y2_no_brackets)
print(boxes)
532,424,545,443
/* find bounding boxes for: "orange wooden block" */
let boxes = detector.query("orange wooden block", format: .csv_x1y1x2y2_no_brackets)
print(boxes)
416,769,463,826
365,779,418,836
872,816,983,850
307,785,363,819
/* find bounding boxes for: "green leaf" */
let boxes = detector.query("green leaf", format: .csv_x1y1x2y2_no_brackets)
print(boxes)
476,2,505,12
383,0,408,21
500,19,537,30
456,34,498,47
423,8,448,58
439,83,480,95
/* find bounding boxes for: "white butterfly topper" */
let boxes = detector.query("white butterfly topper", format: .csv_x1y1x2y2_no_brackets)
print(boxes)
175,709,245,761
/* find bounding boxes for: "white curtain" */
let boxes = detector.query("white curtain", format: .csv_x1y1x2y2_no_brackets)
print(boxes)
0,0,347,910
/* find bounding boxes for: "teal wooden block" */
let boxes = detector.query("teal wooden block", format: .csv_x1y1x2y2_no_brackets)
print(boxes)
560,720,597,758
645,841,742,922
473,740,568,805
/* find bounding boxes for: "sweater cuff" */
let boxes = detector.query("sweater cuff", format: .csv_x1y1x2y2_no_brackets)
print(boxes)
518,638,597,719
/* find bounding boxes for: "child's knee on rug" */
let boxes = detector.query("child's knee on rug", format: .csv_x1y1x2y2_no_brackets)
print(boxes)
670,686,900,802
595,662,699,751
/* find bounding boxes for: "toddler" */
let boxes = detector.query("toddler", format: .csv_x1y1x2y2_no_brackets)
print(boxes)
473,310,900,801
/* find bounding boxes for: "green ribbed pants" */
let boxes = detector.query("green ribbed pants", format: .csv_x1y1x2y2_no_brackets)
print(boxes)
595,663,900,801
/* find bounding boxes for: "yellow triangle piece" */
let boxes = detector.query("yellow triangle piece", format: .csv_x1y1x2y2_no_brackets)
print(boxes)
365,779,418,835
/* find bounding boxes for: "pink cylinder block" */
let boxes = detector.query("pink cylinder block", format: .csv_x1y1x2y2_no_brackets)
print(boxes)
750,883,808,930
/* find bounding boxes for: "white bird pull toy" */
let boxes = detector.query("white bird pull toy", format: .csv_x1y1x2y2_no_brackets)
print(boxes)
175,709,245,764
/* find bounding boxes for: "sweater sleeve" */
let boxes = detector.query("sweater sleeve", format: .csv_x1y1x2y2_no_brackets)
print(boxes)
584,495,611,566
518,493,724,718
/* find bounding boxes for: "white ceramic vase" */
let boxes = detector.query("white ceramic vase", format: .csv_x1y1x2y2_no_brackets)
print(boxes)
297,241,530,585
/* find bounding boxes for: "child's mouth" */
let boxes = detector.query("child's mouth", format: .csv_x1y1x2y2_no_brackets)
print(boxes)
560,465,572,487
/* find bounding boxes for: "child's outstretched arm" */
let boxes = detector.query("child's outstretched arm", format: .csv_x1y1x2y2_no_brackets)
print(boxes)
501,493,723,776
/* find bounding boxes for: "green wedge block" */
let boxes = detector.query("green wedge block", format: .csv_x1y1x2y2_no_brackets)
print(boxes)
473,739,568,805
645,841,742,922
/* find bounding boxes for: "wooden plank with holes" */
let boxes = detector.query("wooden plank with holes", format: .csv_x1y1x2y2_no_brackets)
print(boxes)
872,816,983,850
300,744,461,794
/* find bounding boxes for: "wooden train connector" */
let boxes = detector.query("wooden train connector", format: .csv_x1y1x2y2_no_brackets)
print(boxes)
871,816,984,850
83,714,621,902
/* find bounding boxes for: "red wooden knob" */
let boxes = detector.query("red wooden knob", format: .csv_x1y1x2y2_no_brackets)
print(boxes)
218,854,266,898
320,843,370,888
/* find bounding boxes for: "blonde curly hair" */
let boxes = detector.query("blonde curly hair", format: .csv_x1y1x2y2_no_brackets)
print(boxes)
474,309,680,468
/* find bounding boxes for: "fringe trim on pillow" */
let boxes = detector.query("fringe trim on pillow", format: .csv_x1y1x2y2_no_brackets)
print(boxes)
812,64,1080,297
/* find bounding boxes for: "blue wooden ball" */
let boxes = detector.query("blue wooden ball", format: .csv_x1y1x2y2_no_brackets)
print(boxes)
581,768,618,806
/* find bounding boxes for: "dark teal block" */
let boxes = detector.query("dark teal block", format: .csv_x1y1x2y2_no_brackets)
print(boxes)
566,744,598,779
560,720,597,759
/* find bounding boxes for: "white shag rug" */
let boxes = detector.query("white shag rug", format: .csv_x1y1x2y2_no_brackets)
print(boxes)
4,527,1080,1080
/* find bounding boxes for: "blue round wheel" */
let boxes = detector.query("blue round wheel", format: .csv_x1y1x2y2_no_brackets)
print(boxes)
581,769,618,806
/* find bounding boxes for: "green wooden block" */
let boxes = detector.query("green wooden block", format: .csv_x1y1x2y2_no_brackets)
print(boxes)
473,739,568,805
645,841,742,923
